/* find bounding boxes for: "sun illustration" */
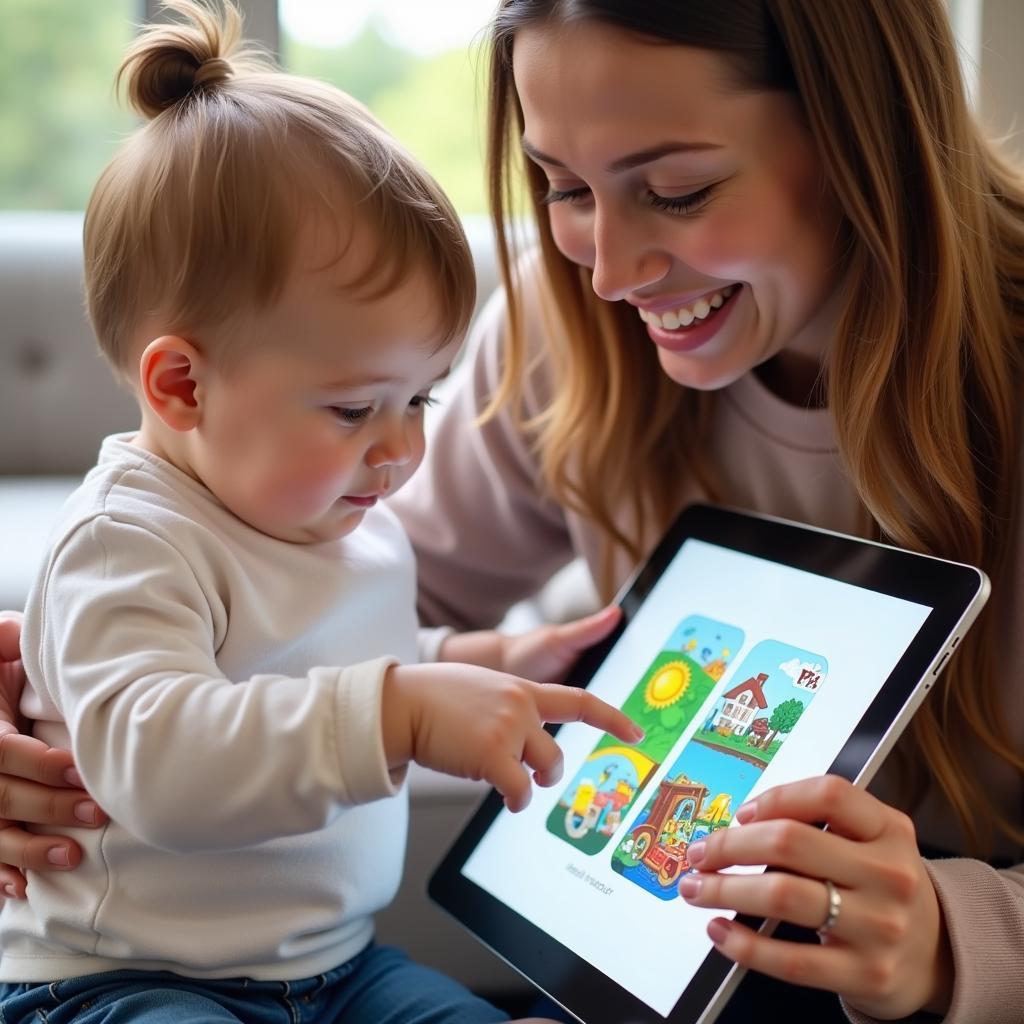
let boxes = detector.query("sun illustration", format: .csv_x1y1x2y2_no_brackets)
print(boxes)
645,660,691,709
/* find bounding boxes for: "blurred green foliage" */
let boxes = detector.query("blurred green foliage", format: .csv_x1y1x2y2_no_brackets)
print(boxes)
0,0,136,209
286,21,489,215
0,4,489,214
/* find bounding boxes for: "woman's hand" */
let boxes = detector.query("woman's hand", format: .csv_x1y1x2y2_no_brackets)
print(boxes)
500,605,622,683
439,605,623,685
678,775,953,1019
0,612,107,898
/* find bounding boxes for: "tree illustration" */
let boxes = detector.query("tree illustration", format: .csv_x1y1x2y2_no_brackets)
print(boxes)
765,698,805,747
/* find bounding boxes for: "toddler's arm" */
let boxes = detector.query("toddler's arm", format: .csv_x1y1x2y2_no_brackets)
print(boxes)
34,520,637,850
29,519,410,854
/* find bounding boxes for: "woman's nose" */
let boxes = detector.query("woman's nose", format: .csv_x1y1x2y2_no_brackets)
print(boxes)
589,204,670,302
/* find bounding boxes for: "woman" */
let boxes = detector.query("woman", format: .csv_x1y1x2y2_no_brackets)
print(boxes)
1,1,1023,1020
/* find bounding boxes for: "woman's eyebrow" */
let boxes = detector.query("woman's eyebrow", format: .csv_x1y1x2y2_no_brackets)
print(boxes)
521,138,723,173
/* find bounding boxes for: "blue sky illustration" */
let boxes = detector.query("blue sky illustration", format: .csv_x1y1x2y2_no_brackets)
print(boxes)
667,615,746,667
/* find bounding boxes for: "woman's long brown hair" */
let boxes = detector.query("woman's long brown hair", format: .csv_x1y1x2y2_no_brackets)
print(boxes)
486,0,1024,853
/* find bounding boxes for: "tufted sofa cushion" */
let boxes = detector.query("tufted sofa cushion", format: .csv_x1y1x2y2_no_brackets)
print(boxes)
0,213,138,475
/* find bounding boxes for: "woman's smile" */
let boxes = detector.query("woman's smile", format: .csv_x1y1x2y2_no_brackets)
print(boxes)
635,284,741,353
513,19,846,393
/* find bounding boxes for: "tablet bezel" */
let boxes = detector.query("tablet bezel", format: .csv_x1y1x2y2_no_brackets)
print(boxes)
428,503,989,1024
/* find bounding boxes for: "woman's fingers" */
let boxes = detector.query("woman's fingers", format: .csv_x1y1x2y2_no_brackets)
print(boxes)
550,605,622,653
679,774,943,1018
0,773,105,829
0,613,23,663
689,817,864,889
0,732,82,787
736,775,883,842
0,665,101,885
689,776,892,888
0,825,82,874
701,916,856,993
0,865,28,899
0,613,27,731
681,870,855,939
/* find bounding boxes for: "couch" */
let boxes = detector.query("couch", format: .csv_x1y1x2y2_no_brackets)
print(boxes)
0,210,601,1000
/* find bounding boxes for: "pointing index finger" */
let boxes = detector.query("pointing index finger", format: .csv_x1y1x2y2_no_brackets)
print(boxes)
535,684,643,744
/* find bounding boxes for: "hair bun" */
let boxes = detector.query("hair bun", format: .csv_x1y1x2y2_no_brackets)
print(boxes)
117,0,245,119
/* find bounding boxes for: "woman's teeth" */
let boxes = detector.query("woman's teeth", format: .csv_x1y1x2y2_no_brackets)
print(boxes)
638,285,737,329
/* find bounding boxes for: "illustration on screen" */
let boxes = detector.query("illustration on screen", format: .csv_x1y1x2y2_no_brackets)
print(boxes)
545,615,746,855
610,639,828,899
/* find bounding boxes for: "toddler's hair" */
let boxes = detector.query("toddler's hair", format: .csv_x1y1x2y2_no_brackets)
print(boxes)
84,0,475,370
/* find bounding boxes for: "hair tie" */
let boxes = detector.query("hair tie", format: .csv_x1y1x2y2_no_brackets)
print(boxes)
193,55,233,89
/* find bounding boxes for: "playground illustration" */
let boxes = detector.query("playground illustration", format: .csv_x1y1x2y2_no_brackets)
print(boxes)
610,639,828,899
546,615,745,856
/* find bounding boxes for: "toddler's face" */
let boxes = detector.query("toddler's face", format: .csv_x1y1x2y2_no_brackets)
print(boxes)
188,246,459,544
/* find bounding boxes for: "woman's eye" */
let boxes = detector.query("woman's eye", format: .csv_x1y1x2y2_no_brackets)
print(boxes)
541,185,591,206
648,184,716,215
331,406,373,426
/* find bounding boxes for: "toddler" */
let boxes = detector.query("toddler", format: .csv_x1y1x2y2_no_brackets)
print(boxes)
0,3,639,1022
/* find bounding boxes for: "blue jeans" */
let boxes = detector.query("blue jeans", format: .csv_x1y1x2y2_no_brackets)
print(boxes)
0,944,509,1024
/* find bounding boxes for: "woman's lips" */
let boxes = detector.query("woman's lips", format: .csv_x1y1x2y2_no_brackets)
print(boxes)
640,285,742,354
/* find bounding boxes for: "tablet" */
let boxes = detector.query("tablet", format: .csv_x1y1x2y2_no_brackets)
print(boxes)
428,503,990,1024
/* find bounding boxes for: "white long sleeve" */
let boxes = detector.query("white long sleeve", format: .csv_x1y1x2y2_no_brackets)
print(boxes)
35,516,400,851
3,435,418,982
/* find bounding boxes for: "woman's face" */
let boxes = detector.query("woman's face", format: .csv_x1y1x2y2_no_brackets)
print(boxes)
512,19,846,391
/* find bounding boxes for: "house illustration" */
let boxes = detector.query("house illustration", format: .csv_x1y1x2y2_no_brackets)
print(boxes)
713,673,769,737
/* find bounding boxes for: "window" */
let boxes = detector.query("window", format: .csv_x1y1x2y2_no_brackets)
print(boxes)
0,0,138,209
280,1,493,215
2,1,1019,211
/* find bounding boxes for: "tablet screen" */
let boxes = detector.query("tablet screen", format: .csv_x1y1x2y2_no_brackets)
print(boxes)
460,538,932,1018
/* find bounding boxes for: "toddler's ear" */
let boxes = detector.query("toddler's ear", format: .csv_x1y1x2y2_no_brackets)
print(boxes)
138,336,205,431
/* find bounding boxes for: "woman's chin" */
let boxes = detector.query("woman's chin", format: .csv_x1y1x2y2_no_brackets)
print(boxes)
656,348,749,392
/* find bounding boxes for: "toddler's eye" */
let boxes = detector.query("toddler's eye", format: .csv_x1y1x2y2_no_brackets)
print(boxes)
331,406,373,426
408,394,439,411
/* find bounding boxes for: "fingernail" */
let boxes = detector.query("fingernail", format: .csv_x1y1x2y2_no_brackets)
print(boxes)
735,800,757,823
679,874,702,899
632,725,645,741
687,840,705,865
63,767,84,788
3,883,18,898
708,919,731,945
46,847,71,867
74,800,98,824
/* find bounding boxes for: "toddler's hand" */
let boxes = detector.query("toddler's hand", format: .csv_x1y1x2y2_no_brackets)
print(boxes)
500,605,622,683
383,662,642,812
